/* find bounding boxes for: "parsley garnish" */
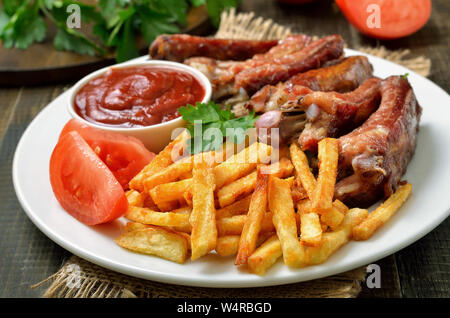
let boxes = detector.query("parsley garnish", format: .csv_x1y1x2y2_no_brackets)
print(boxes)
402,73,410,79
179,101,259,154
0,0,239,62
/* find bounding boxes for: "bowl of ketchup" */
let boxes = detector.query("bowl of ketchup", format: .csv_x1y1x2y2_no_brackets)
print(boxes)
69,60,212,152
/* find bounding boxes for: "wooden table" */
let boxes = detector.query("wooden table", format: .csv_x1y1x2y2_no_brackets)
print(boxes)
0,0,448,297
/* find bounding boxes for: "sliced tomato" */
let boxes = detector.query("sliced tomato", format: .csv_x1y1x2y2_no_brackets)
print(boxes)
336,0,431,39
50,131,128,225
60,119,155,188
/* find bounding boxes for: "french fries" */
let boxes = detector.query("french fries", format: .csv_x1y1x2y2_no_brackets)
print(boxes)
126,206,191,232
118,139,413,274
299,212,322,247
216,232,276,257
320,204,345,230
217,171,257,208
217,157,293,208
248,235,282,275
290,143,316,198
129,131,189,191
296,199,323,247
116,226,189,264
190,158,217,260
124,221,149,232
214,142,272,188
235,167,269,265
217,213,275,236
269,177,306,268
142,157,193,192
306,208,368,265
216,195,252,219
353,183,412,240
297,198,346,230
126,190,146,207
311,138,339,213
216,235,241,257
149,178,191,207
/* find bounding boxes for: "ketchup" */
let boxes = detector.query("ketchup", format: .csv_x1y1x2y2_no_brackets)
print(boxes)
74,66,205,128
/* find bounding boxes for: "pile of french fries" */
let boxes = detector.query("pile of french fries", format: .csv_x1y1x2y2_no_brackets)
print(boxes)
115,132,412,275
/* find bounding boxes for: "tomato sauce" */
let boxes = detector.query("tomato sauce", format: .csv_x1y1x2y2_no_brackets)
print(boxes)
74,66,205,128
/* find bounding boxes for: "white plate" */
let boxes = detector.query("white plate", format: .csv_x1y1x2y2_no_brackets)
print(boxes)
13,50,450,288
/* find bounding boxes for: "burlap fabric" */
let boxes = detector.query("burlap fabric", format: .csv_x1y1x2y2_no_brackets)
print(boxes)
33,8,431,298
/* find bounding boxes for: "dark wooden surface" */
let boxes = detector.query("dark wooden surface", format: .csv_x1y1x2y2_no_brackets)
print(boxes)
0,0,448,298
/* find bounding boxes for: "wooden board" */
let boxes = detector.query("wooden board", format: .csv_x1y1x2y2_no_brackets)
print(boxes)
0,6,211,86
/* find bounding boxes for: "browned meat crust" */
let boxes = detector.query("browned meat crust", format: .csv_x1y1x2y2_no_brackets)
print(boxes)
246,55,373,113
235,35,344,94
299,77,382,152
149,34,279,62
184,34,313,100
335,76,422,207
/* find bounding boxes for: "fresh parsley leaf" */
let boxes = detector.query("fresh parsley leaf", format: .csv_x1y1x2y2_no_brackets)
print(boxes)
15,14,46,49
3,0,25,16
151,0,189,27
222,112,258,144
0,2,47,50
0,11,11,36
137,6,180,44
44,1,105,56
116,17,139,62
53,28,96,55
190,0,206,7
99,0,120,28
402,73,409,79
179,101,259,154
179,102,221,123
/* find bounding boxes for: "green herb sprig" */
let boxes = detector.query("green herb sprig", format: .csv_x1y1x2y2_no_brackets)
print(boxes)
0,0,239,62
179,101,259,154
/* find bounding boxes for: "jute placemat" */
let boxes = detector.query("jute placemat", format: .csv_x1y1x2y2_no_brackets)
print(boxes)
32,8,431,298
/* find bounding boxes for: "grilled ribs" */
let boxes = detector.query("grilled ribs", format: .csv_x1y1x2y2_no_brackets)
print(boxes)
184,35,343,99
148,34,422,208
335,76,422,206
247,55,373,113
254,56,375,145
298,77,382,152
149,34,279,62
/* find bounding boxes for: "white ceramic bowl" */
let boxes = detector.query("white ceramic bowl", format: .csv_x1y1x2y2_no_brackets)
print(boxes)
68,60,211,152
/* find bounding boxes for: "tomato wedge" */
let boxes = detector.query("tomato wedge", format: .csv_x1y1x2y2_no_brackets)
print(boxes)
50,131,128,225
60,119,155,188
336,0,431,39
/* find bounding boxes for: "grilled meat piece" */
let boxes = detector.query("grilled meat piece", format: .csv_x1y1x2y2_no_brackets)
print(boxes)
185,35,344,100
184,34,312,100
299,77,382,152
183,57,238,99
249,56,375,146
235,34,344,94
229,34,312,74
255,110,307,146
149,34,279,62
254,77,380,147
246,55,373,113
335,76,422,207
